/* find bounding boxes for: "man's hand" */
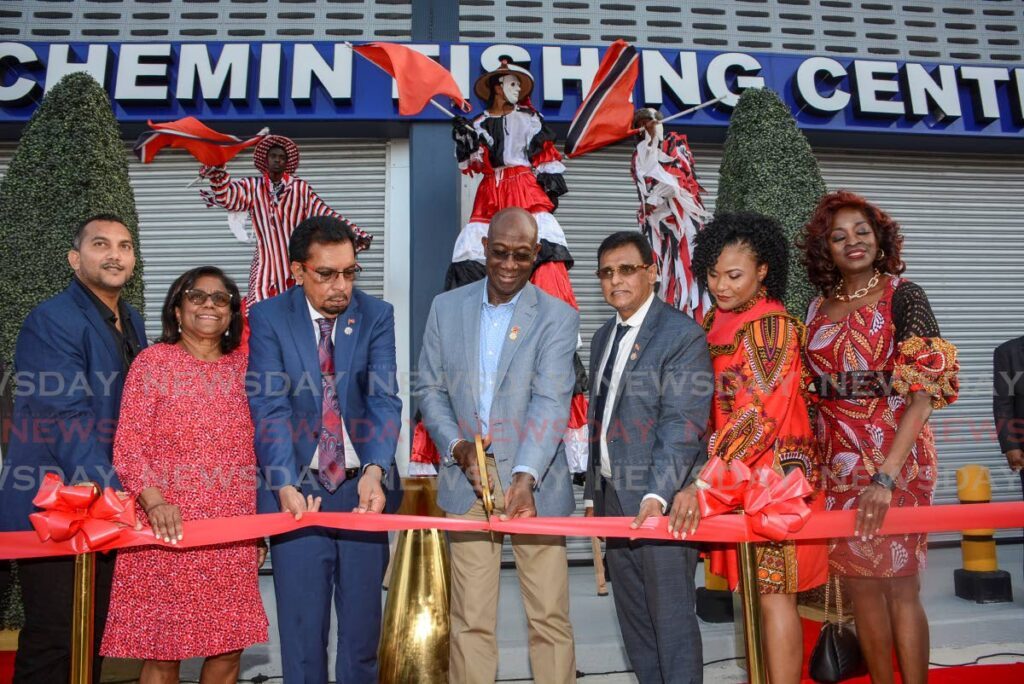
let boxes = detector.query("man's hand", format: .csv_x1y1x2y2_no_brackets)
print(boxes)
668,485,701,539
256,538,269,569
453,440,493,499
643,203,658,217
500,473,537,521
1006,448,1024,472
855,484,892,540
355,465,386,514
278,485,321,521
630,497,664,530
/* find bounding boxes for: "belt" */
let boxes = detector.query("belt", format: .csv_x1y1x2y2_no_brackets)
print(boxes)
810,371,895,400
309,466,360,480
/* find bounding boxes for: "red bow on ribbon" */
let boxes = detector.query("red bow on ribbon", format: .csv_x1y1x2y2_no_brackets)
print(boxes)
28,474,137,554
696,457,814,542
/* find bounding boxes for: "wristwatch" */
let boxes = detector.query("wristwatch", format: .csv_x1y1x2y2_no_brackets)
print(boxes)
870,472,896,491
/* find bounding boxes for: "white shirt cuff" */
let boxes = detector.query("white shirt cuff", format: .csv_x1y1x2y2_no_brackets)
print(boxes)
511,465,539,483
583,499,594,509
641,493,668,514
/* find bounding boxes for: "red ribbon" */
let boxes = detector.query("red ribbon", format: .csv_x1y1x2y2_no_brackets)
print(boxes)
1,477,1023,560
27,473,137,554
696,457,814,541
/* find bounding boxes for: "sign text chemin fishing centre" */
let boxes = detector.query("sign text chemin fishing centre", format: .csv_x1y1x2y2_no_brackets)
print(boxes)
1,41,1021,138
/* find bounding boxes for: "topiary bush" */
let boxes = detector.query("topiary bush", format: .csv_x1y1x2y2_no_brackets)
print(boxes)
715,87,825,318
0,72,144,367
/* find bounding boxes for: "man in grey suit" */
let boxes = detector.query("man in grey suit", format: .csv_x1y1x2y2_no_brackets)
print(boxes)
583,230,713,684
417,207,579,684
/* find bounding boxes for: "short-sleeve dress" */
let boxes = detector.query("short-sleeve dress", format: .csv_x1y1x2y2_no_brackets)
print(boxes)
100,343,268,660
704,295,828,594
804,276,959,578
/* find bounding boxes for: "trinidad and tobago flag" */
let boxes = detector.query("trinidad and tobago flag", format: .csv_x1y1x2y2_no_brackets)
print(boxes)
133,117,268,166
352,42,471,116
564,40,640,158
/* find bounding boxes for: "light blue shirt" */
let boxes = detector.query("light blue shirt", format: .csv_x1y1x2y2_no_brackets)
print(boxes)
478,281,522,438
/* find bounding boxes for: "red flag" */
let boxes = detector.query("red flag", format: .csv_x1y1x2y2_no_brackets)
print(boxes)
133,117,266,166
565,40,640,158
353,42,470,116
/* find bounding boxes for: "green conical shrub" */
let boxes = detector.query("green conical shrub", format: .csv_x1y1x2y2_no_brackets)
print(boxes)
715,87,825,317
0,72,144,367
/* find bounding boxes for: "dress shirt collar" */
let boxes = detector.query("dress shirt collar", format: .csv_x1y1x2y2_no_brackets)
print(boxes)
481,279,524,310
306,296,344,339
615,291,656,328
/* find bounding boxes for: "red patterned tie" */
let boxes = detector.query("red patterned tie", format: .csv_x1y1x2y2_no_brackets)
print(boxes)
317,317,346,492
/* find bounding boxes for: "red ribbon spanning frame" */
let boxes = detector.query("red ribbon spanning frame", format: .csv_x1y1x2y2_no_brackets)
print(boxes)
3,473,1023,560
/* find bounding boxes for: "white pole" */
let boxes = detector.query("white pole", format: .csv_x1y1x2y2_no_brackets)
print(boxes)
661,94,728,124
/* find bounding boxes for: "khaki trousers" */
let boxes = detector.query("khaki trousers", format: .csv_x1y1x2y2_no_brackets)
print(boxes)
446,459,576,684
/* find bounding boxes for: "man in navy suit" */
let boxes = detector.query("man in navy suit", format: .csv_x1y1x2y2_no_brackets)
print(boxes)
0,214,146,684
247,215,402,684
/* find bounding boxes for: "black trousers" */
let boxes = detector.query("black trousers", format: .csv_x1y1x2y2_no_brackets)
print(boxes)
14,553,115,684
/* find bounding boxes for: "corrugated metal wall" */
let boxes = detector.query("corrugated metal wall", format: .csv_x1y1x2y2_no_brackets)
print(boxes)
559,142,1024,507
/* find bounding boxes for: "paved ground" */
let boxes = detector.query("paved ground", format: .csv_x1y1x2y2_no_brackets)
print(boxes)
156,544,1024,682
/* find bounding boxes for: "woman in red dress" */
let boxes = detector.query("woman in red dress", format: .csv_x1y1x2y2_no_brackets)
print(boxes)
101,267,268,682
802,191,959,684
679,212,827,684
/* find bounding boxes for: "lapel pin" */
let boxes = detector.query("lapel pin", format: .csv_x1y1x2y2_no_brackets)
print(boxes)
509,325,520,341
630,352,638,360
344,318,355,335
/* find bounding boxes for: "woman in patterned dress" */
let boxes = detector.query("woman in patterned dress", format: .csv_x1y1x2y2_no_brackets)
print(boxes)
678,212,827,684
101,267,268,682
802,191,959,684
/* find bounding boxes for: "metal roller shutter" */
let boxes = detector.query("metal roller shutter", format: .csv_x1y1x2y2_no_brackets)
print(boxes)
129,139,388,340
559,143,1024,508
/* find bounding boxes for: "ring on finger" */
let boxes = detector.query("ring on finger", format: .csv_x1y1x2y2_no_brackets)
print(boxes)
865,513,873,518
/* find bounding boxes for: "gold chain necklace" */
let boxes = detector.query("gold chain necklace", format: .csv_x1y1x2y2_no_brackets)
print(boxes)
834,270,880,302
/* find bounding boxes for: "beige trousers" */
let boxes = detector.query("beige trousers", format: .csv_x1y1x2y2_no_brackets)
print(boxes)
446,459,576,684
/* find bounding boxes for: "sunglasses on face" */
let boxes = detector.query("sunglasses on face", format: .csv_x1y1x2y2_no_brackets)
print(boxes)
487,247,535,265
595,263,650,280
183,288,233,307
303,263,362,283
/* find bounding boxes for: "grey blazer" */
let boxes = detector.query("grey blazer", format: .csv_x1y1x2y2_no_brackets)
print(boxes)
416,280,579,516
583,297,713,516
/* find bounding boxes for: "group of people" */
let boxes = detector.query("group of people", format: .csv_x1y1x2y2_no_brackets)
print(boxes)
0,60,982,684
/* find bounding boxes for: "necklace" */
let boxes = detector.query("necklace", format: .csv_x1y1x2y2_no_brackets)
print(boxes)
834,270,880,302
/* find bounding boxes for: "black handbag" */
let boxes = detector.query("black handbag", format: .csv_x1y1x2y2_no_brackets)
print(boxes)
808,576,863,683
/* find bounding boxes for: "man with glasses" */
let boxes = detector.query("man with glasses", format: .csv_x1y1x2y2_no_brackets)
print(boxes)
417,207,579,684
0,214,146,683
246,215,401,683
583,230,712,684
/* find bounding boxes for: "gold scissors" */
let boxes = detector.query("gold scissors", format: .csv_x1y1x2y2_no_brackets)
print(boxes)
474,434,494,520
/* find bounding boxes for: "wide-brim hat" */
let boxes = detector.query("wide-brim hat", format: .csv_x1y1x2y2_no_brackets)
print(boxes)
253,134,299,174
474,59,535,102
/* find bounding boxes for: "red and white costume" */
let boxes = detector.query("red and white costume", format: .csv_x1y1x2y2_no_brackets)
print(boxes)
201,135,371,305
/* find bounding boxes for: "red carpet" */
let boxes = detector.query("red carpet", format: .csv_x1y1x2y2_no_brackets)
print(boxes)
798,617,1024,683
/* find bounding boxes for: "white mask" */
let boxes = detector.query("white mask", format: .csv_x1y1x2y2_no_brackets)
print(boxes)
499,75,521,105
647,122,664,144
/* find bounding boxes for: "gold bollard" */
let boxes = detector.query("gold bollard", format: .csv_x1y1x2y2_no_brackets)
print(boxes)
378,478,451,683
737,541,767,684
953,465,1012,603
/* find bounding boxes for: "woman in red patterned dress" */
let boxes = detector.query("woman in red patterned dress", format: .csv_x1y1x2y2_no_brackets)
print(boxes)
678,212,827,684
101,267,268,683
802,191,959,684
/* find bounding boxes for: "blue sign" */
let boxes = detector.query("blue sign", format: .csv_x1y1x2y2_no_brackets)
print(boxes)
1,41,1022,138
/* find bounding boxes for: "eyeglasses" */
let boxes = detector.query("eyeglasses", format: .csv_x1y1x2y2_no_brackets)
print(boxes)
302,263,362,283
595,264,651,280
183,288,233,307
487,248,535,265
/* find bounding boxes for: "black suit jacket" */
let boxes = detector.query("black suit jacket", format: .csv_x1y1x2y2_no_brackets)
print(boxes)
993,335,1024,454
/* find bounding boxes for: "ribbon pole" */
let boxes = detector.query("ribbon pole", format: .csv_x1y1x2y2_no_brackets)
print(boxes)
70,483,99,684
738,539,767,684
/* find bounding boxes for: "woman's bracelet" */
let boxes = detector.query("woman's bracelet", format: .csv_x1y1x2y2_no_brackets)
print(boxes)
144,502,169,515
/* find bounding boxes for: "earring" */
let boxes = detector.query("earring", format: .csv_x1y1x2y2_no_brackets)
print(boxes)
877,248,886,260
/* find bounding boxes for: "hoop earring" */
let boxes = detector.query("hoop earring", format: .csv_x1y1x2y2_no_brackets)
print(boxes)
876,248,886,261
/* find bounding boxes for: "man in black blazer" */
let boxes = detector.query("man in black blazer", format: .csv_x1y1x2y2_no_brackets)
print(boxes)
583,231,712,684
993,336,1024,569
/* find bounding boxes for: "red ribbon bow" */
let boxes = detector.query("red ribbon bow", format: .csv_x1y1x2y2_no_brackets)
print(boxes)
696,457,813,542
28,474,137,554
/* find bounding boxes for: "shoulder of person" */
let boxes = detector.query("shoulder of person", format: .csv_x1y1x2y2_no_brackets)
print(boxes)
995,335,1024,355
27,285,88,329
352,288,394,317
649,299,706,343
892,278,926,298
533,285,578,320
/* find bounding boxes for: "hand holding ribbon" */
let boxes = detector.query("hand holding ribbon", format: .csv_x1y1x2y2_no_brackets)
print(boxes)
28,473,138,554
